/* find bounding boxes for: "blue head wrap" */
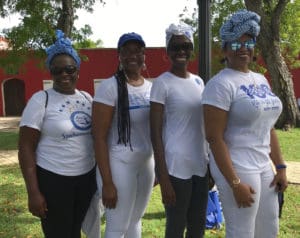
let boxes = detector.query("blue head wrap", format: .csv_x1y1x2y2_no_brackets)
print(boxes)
45,29,81,69
220,9,261,48
165,22,194,48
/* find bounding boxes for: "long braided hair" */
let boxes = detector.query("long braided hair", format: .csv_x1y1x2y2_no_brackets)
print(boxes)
114,65,132,150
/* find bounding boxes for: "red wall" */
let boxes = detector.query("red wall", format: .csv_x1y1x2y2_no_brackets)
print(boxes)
66,47,197,95
0,47,298,116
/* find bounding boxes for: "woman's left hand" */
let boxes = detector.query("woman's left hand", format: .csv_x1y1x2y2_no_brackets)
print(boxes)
270,169,288,192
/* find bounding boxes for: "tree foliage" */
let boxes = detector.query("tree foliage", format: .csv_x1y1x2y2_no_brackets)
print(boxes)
0,0,105,72
182,0,300,73
181,0,300,128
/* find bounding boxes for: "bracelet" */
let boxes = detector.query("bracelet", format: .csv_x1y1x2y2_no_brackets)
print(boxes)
276,164,287,170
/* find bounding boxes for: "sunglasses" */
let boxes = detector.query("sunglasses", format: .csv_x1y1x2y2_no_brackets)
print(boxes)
228,39,256,51
50,65,77,75
168,42,193,52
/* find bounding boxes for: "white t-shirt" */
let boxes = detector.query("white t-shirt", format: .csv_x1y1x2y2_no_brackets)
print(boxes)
20,88,95,176
93,76,153,163
150,71,209,179
202,68,283,173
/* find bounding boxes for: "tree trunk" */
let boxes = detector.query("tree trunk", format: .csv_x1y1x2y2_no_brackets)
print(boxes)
246,0,300,128
57,0,74,37
261,41,300,128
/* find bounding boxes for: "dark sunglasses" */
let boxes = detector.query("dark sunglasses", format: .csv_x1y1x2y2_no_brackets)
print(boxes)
50,65,77,75
168,42,193,52
229,39,256,51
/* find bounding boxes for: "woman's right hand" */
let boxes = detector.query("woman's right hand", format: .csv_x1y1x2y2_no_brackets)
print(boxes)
102,183,118,209
159,178,176,206
28,191,47,219
232,182,255,208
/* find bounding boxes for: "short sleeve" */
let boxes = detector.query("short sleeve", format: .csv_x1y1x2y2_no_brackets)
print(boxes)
150,77,168,105
93,77,117,107
80,90,93,103
202,76,233,111
20,91,47,131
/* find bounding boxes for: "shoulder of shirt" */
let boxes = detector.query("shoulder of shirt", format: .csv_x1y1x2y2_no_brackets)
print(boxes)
153,71,173,84
97,76,117,89
156,71,171,79
31,90,49,99
144,78,152,85
205,69,233,88
26,90,48,107
189,72,204,81
250,70,266,80
77,89,91,97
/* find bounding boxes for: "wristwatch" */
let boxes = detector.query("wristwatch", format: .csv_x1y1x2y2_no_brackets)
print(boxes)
232,178,241,188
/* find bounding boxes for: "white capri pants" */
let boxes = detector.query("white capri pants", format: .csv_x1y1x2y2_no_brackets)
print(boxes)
210,159,279,238
104,156,155,238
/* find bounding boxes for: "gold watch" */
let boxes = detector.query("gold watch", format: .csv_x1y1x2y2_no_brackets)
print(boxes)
232,178,241,188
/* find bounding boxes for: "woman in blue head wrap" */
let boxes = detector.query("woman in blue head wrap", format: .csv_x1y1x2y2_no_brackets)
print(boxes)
18,30,97,238
202,9,288,238
150,22,209,238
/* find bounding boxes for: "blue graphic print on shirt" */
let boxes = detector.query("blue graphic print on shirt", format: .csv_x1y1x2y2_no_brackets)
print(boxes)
70,111,92,130
195,78,201,85
240,83,276,99
56,97,92,139
240,83,281,112
128,93,150,110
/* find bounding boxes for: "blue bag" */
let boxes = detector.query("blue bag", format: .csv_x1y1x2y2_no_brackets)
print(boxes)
206,190,223,229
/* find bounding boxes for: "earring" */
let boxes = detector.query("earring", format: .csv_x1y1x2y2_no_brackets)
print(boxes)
142,63,147,71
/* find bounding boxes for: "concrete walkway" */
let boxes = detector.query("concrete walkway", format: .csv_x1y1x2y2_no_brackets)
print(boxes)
0,117,299,184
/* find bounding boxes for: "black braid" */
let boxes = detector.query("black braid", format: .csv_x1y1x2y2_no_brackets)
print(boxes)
115,66,132,150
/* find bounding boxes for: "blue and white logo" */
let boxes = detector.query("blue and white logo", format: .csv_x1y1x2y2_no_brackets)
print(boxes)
240,84,276,99
70,111,91,130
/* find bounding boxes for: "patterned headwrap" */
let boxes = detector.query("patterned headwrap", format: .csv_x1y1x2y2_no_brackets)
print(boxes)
220,9,261,48
45,29,81,69
165,22,194,48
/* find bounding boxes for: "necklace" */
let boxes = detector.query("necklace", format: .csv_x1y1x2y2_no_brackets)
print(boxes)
125,72,144,87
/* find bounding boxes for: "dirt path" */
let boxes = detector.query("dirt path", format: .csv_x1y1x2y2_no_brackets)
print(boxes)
0,117,20,132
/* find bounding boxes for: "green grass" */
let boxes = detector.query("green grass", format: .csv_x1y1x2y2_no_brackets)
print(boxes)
0,129,299,237
0,131,19,150
0,165,299,238
276,128,300,162
1,128,299,161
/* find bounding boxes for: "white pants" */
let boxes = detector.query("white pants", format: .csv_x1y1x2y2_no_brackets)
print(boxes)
104,157,155,238
210,159,279,238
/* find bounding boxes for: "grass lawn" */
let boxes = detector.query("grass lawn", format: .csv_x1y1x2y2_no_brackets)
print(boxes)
1,129,299,161
276,128,300,162
0,128,299,237
0,165,299,238
0,131,19,150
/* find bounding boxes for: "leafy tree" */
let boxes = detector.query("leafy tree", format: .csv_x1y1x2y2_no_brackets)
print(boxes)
182,0,300,128
245,0,300,128
0,0,105,72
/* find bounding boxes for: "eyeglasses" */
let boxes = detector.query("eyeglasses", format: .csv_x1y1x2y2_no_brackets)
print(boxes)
50,65,77,75
168,43,193,52
228,39,256,51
